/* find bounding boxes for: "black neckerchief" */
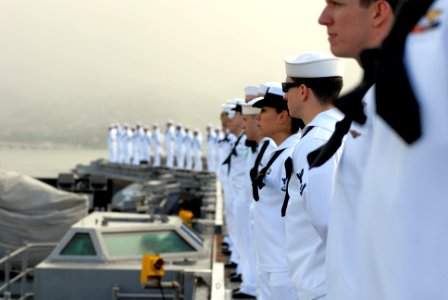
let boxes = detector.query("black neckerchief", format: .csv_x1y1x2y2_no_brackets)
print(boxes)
376,0,434,144
252,148,286,201
219,132,230,143
245,140,258,153
301,126,315,139
281,126,315,216
250,140,270,200
221,132,245,175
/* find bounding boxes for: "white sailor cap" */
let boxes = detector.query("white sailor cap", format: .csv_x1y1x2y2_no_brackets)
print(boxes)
253,87,288,111
241,97,263,115
284,52,344,78
222,103,235,114
258,82,282,96
244,85,259,97
229,98,245,115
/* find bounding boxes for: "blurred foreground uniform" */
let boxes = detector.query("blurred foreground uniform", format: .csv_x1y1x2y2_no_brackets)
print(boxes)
354,1,448,299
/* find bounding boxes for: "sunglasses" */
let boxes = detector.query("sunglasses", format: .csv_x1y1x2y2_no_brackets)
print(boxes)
282,82,302,93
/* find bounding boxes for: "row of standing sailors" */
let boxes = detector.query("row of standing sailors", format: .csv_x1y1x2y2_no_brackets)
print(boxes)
107,122,228,172
214,1,448,299
107,123,210,171
217,49,373,300
102,1,446,299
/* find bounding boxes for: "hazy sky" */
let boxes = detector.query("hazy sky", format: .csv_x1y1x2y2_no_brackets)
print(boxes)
0,0,362,147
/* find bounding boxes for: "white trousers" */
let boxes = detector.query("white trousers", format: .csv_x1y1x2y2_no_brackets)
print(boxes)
233,199,256,296
257,271,298,300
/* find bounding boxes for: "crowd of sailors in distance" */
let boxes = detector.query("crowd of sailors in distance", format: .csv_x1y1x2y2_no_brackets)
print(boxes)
107,121,224,172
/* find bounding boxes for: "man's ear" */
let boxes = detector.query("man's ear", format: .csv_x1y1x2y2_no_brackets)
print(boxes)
371,0,392,27
299,84,309,102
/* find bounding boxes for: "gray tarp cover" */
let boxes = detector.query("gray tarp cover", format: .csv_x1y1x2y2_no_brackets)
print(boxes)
0,169,88,266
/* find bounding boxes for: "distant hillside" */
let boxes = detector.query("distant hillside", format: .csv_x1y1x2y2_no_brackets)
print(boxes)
0,89,222,148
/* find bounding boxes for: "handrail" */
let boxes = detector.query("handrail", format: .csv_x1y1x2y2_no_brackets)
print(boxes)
0,243,56,265
210,262,225,300
0,242,57,299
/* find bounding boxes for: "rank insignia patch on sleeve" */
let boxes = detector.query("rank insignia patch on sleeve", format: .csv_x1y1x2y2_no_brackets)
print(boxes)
412,9,442,33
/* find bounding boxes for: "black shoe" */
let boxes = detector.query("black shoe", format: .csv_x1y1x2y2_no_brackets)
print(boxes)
230,274,242,283
222,249,232,256
229,271,238,277
232,288,240,293
221,241,229,247
225,262,237,269
232,291,256,299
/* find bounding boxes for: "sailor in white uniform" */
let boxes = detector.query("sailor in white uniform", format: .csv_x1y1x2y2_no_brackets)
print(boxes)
216,106,236,253
128,126,135,165
119,124,133,165
152,123,162,167
142,126,151,164
164,120,175,168
183,127,194,170
118,124,128,164
251,87,301,300
192,129,203,171
351,1,448,299
231,97,276,299
107,124,118,163
132,123,144,165
317,1,396,299
175,124,186,169
214,128,223,174
205,124,217,172
221,99,246,278
282,52,345,300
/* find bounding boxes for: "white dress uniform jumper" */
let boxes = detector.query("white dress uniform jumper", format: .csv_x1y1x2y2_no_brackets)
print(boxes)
284,109,343,300
252,134,300,300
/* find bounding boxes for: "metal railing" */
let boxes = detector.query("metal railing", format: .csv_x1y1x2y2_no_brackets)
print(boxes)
210,262,225,300
213,182,223,234
0,243,57,300
112,281,181,300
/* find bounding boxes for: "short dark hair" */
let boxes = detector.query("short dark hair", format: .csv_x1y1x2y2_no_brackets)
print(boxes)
272,107,303,134
291,118,304,133
291,76,343,105
360,0,399,11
